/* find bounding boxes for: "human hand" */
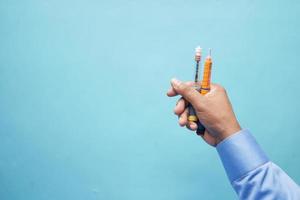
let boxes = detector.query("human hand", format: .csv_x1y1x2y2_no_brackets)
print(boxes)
167,78,241,146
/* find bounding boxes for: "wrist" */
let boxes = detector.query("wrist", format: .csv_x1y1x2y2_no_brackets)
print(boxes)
218,121,241,143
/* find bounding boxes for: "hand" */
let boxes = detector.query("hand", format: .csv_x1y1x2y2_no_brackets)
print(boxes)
167,78,241,146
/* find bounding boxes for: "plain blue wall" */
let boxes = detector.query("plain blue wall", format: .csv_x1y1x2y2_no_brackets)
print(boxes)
1,0,300,199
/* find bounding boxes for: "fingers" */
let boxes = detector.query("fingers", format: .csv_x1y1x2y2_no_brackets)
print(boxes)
167,81,197,97
166,87,177,97
178,108,188,126
174,98,186,115
187,121,197,131
169,79,206,133
177,108,198,132
170,78,204,109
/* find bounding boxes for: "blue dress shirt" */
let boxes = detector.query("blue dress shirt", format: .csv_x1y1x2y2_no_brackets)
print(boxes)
216,129,300,199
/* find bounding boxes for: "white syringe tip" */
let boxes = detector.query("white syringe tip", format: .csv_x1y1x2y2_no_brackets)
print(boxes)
194,46,202,62
195,46,202,55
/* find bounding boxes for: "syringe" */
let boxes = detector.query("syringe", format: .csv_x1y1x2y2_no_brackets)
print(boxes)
187,47,202,123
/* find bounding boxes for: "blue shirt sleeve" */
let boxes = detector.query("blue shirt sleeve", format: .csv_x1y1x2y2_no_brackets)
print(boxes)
216,129,300,199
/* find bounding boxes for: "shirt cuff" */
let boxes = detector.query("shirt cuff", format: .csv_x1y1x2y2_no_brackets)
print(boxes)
216,129,269,183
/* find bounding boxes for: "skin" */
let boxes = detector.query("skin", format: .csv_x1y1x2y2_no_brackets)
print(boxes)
167,78,241,146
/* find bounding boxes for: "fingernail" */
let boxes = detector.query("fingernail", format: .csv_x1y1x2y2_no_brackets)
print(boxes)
171,78,181,86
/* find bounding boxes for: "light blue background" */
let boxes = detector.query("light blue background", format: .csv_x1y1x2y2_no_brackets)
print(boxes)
1,0,300,199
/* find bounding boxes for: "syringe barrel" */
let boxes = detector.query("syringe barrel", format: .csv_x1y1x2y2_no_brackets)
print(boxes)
201,57,212,94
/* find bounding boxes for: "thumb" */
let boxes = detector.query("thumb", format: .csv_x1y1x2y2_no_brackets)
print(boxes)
171,78,203,109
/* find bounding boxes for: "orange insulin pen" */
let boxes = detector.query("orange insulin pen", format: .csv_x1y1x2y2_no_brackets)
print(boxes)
188,47,213,135
200,49,212,95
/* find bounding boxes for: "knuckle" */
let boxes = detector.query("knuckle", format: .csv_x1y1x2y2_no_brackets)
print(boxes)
215,84,226,93
185,87,195,97
177,82,187,90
